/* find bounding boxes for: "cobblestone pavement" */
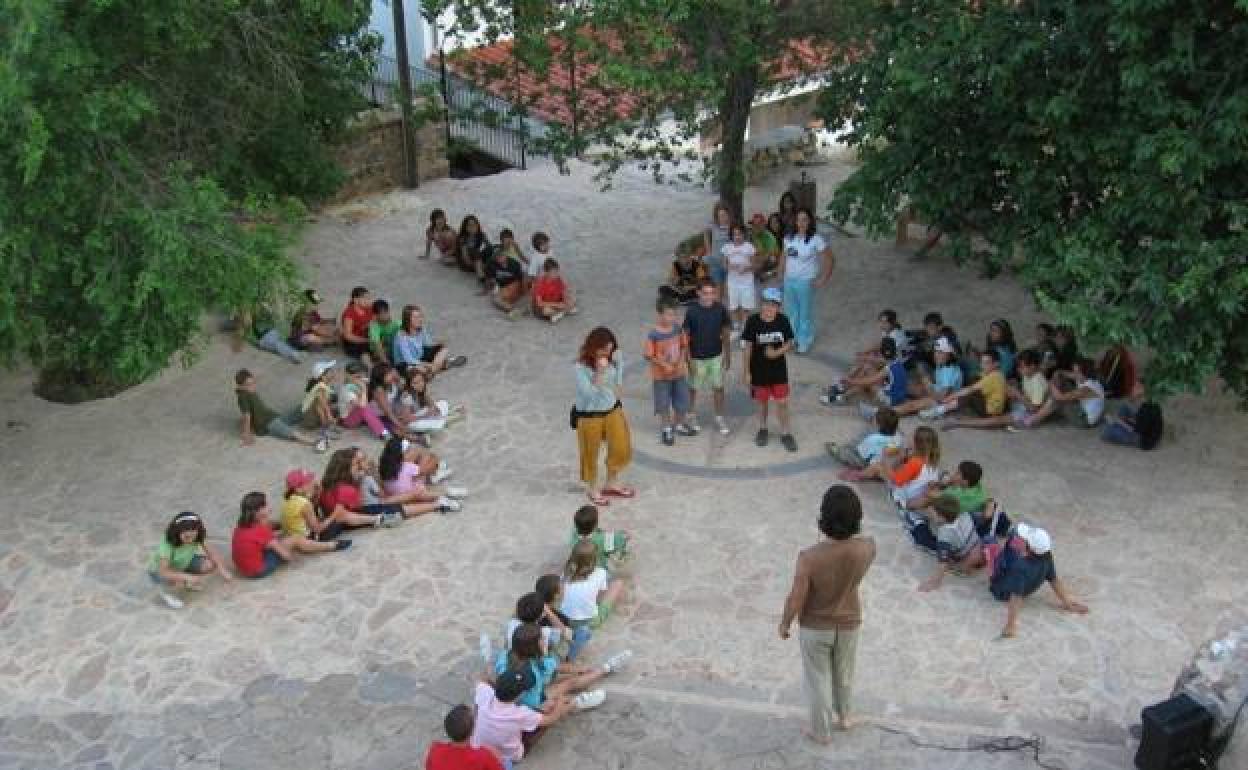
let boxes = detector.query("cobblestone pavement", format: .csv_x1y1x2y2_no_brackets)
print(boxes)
0,158,1245,768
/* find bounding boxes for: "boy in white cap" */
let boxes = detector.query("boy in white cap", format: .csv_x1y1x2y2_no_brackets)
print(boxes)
741,287,798,451
988,522,1088,639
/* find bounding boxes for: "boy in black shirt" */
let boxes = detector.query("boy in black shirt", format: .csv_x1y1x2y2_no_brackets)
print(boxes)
486,236,527,319
741,287,797,451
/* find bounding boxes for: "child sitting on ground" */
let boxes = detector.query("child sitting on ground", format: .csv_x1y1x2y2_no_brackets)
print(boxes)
824,405,904,471
340,286,374,362
377,437,466,515
231,492,294,579
845,309,912,375
279,469,354,552
470,666,572,766
878,426,942,506
1041,356,1106,428
147,512,233,609
503,592,566,658
887,336,964,417
921,349,1007,423
288,289,338,351
398,367,464,435
492,623,627,713
987,522,1089,639
424,208,457,263
570,504,630,570
911,495,985,591
536,574,589,662
234,369,322,450
486,229,528,318
822,337,908,416
560,539,626,630
336,361,390,440
940,348,1053,431
659,237,709,304
531,258,579,323
528,231,555,290
425,704,505,770
298,360,339,452
1032,323,1059,377
1101,383,1164,450
964,319,1018,380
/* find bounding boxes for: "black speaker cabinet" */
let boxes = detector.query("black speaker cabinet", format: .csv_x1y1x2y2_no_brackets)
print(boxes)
1135,693,1214,770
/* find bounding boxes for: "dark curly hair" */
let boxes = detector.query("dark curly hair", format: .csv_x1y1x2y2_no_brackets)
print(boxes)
818,485,862,540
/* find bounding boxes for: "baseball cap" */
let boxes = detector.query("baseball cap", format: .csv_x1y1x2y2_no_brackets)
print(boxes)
934,337,955,355
312,360,337,379
494,666,535,702
1015,522,1052,555
749,211,767,226
761,287,783,305
285,469,316,491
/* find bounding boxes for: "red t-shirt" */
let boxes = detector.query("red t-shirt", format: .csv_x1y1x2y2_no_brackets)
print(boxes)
320,482,362,513
425,742,504,770
231,523,275,577
341,303,374,342
532,274,566,304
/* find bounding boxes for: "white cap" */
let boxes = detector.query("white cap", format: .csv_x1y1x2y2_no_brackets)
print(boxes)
312,360,337,379
934,337,955,355
1015,522,1052,555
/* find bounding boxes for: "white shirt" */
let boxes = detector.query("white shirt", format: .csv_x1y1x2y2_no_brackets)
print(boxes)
503,618,561,650
527,249,550,277
1080,379,1106,424
722,242,756,289
559,568,608,621
782,234,827,282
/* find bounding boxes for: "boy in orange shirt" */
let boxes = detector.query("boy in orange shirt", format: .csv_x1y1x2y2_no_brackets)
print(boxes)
643,297,697,446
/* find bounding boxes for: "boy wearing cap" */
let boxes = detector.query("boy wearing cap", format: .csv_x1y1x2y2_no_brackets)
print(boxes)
989,523,1088,638
289,289,338,350
471,667,578,766
741,288,798,451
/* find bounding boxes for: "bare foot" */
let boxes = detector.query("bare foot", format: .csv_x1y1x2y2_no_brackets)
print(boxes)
801,726,833,746
838,716,857,731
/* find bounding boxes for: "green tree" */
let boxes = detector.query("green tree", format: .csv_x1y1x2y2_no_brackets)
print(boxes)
821,1,1248,402
433,0,843,220
0,0,377,400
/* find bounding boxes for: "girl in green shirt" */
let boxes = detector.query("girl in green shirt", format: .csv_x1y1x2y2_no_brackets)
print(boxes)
147,512,232,609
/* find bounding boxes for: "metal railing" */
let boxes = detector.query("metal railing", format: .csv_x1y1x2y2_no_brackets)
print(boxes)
366,55,529,170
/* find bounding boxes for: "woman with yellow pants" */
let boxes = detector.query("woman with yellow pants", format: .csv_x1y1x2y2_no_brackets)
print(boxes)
573,327,633,506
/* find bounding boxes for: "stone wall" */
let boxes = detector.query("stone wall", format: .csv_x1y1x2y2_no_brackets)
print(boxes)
332,105,448,202
1171,621,1247,767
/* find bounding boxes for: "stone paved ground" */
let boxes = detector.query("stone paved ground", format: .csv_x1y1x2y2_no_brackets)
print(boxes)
1,157,1246,769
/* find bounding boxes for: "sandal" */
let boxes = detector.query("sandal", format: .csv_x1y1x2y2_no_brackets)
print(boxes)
588,492,610,506
601,485,636,499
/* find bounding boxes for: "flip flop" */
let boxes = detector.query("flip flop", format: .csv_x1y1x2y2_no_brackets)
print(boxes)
448,355,467,368
601,486,636,499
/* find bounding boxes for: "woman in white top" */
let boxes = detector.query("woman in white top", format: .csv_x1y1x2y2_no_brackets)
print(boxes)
778,208,835,354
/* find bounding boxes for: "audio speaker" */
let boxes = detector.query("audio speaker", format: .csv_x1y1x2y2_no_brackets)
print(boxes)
1134,693,1213,770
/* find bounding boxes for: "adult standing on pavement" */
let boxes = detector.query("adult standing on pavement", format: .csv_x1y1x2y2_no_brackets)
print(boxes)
778,208,835,354
573,327,634,507
779,485,876,745
682,279,733,436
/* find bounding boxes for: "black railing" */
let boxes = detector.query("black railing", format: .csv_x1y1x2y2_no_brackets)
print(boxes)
366,55,529,170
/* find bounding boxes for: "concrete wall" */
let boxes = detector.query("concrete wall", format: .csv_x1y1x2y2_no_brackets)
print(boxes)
747,92,821,138
332,107,449,202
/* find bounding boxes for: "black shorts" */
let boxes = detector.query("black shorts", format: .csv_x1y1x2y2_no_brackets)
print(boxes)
420,344,444,363
343,340,369,359
360,503,403,518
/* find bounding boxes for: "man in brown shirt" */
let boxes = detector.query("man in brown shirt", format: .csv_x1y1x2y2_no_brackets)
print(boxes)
779,485,876,745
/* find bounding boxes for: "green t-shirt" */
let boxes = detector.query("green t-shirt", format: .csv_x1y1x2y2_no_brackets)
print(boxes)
368,318,401,357
236,388,278,435
751,229,778,258
148,540,203,572
945,483,988,514
568,529,629,569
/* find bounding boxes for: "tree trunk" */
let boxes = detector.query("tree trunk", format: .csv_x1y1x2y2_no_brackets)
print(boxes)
715,64,759,223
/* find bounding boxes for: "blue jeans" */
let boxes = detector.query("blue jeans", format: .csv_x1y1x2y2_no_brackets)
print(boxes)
255,328,302,363
782,278,815,352
1101,405,1140,447
566,624,592,662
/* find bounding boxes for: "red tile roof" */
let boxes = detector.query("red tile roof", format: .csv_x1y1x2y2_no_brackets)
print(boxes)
437,34,835,126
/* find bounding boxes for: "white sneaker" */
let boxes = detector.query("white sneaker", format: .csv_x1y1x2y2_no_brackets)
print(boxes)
158,590,184,610
378,511,404,528
479,632,493,665
431,464,453,485
602,649,633,674
573,689,606,711
437,496,462,513
314,437,330,453
445,485,469,499
550,312,565,324
919,404,947,420
715,415,730,435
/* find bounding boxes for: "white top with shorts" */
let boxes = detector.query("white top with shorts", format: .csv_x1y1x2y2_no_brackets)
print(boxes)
722,242,757,311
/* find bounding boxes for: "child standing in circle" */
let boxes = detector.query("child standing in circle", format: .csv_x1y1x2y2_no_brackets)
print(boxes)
741,287,798,451
643,297,696,446
147,512,232,609
722,223,757,340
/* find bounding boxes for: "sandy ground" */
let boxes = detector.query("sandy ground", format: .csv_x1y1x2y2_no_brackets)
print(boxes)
0,156,1246,769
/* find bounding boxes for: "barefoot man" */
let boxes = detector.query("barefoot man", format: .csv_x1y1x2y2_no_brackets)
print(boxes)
779,485,876,745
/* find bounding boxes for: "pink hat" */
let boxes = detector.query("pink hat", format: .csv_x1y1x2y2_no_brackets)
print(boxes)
285,468,317,491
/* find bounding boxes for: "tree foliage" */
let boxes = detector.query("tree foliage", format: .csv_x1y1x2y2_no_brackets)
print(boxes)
0,0,377,399
821,0,1248,403
433,0,843,219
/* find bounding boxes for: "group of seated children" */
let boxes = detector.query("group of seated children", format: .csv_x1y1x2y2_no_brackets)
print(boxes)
820,310,1162,448
825,415,1090,638
422,505,631,768
147,439,468,608
423,208,580,323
